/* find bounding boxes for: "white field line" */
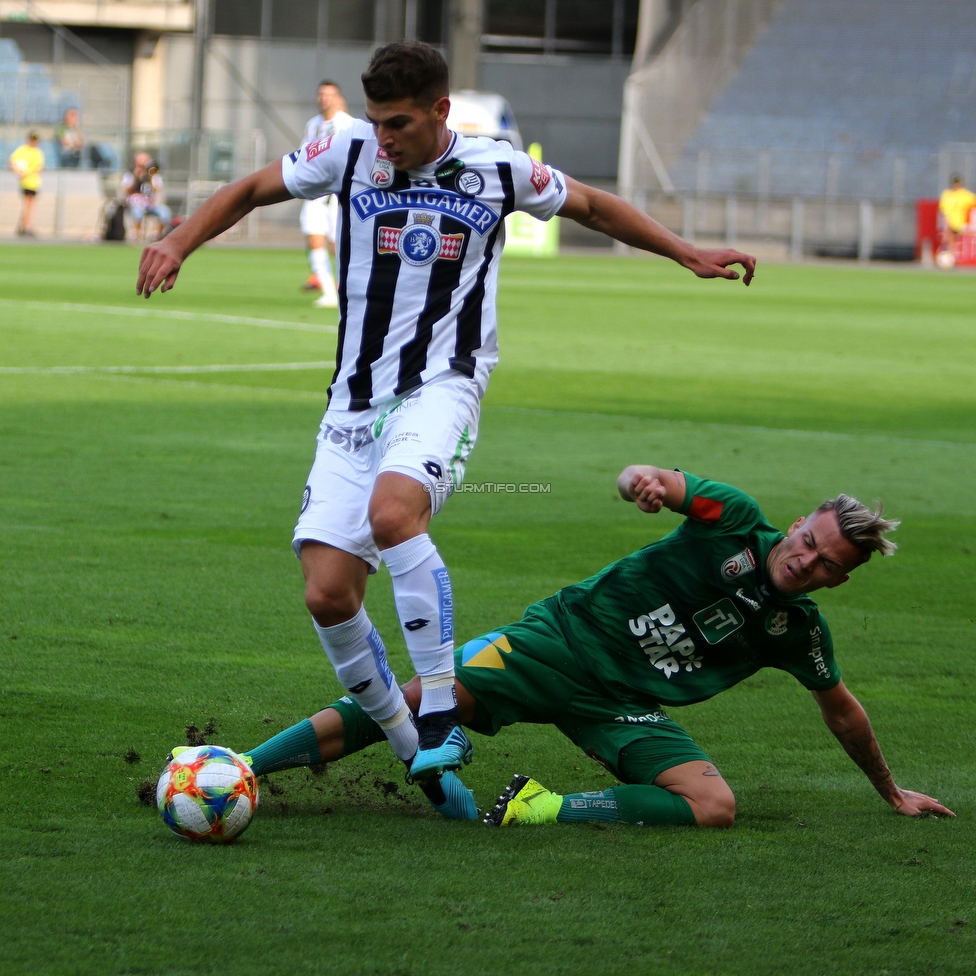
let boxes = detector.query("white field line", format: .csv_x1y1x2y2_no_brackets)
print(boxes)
0,298,338,334
95,373,329,399
0,362,333,375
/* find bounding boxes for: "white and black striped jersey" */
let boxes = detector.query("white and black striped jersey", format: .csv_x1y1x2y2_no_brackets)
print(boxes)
281,122,567,411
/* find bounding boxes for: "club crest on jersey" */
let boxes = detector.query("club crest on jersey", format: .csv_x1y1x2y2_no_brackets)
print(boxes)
721,547,756,581
306,135,333,161
455,169,484,197
377,213,464,266
370,148,395,187
766,610,789,636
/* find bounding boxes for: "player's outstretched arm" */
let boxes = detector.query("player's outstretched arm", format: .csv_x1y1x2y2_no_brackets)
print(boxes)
136,160,293,298
558,176,756,285
812,682,955,817
617,465,686,514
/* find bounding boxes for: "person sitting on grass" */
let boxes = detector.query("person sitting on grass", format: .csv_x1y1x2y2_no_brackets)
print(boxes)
218,464,954,827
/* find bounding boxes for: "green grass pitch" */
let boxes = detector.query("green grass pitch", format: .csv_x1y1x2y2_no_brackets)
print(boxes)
1,244,974,975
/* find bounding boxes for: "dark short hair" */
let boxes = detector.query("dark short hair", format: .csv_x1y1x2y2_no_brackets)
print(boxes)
318,79,340,90
361,41,449,106
951,173,962,184
28,131,39,140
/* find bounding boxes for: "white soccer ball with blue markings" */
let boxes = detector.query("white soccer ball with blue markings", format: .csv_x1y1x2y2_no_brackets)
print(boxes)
156,745,259,843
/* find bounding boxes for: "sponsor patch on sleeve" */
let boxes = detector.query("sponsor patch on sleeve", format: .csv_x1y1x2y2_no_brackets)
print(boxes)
688,495,724,523
306,135,333,160
529,158,551,194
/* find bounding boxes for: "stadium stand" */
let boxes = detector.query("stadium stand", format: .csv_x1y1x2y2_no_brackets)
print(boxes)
620,0,976,258
0,38,83,169
677,0,976,202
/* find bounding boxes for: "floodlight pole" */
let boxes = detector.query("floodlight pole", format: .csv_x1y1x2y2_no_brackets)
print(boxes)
190,0,212,188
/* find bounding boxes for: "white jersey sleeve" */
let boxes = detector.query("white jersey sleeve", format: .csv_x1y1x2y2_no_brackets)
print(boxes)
282,125,357,200
511,151,568,221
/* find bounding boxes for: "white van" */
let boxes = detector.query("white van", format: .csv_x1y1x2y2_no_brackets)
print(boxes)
447,90,523,150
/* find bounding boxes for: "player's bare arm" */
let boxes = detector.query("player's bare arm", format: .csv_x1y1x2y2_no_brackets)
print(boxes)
812,682,955,817
137,161,292,298
617,464,686,513
558,176,756,286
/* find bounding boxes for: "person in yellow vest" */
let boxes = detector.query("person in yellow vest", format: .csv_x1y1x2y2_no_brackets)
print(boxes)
938,174,976,255
7,132,45,237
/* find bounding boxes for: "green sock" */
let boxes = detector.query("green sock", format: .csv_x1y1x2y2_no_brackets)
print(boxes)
243,718,323,776
330,695,388,757
556,789,620,824
613,784,696,826
556,786,695,826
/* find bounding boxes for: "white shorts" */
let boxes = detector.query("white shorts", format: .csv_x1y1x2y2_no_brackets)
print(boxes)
300,194,338,239
293,371,481,570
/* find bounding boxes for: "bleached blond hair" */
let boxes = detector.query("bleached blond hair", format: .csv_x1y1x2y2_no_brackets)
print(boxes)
816,495,899,563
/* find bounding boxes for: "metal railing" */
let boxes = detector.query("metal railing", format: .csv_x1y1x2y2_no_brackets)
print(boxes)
619,188,918,261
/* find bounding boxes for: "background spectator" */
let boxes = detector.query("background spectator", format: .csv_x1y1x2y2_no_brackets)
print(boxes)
56,108,85,168
937,174,976,255
120,152,172,238
8,132,44,237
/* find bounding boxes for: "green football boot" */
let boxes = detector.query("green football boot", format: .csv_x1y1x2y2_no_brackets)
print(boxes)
483,774,562,826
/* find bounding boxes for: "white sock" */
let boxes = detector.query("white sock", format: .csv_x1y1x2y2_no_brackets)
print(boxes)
309,247,335,295
382,534,457,717
313,607,417,761
375,702,419,764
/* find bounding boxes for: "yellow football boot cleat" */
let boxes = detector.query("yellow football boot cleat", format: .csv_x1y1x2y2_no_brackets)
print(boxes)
483,774,563,826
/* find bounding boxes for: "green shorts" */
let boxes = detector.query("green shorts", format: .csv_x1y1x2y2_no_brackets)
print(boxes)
456,602,711,785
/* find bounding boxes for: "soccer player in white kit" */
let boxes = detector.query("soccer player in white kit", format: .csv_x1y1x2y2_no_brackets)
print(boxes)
137,42,756,820
300,80,354,308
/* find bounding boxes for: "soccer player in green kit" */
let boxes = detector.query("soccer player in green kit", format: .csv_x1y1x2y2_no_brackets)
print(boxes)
236,464,955,826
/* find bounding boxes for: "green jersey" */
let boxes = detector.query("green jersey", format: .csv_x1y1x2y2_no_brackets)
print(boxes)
548,471,839,708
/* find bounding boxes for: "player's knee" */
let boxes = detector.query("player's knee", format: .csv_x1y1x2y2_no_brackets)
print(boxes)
304,577,362,627
369,501,420,550
695,786,736,828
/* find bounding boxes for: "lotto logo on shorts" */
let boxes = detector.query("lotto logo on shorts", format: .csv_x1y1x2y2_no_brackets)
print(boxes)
529,158,550,194
306,135,333,160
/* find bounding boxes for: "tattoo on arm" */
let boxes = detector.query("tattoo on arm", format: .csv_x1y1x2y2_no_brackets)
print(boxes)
834,721,897,803
701,764,721,777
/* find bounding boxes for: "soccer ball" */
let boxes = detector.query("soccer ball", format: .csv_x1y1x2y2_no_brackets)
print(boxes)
156,745,259,843
936,248,956,269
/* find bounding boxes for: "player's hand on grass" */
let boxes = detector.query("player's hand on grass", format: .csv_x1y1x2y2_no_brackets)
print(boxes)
137,238,184,298
683,247,756,286
891,787,955,817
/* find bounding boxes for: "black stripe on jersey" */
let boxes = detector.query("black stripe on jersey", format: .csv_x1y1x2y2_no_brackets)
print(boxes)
345,168,413,410
449,160,515,377
327,138,365,406
395,214,470,395
394,164,474,393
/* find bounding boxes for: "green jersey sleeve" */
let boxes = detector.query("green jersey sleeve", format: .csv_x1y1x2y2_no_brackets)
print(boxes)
677,471,765,535
771,610,840,691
